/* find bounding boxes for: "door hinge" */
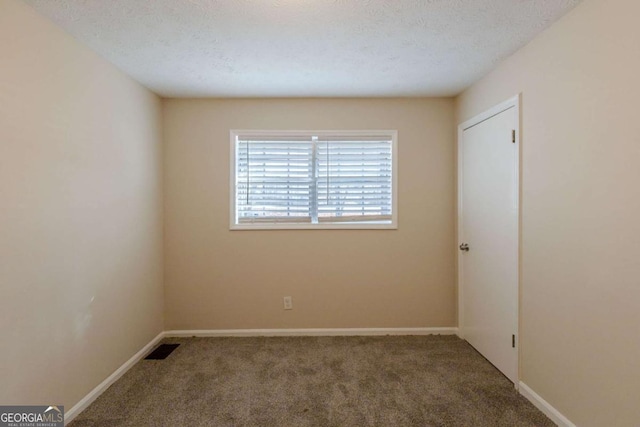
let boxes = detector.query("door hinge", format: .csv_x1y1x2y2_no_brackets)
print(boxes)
512,334,516,348
512,130,516,143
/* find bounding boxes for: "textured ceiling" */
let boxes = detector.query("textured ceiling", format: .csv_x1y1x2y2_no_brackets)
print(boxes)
23,0,581,98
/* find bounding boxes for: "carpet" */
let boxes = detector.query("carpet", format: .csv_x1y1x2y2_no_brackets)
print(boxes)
69,335,554,426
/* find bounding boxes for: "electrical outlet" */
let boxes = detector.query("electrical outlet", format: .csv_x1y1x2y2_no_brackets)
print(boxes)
283,296,293,310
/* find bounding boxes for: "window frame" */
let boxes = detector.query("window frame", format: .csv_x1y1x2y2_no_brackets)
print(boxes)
229,129,398,230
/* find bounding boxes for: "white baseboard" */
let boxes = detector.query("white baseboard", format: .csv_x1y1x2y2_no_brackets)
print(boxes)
519,381,576,427
164,327,458,337
65,331,165,424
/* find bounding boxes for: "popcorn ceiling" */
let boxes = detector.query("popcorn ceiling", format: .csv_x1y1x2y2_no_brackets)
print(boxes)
24,0,581,97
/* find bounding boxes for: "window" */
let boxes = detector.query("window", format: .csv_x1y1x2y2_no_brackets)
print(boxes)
230,130,397,229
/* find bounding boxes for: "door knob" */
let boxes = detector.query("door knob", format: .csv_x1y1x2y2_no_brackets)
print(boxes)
459,243,469,252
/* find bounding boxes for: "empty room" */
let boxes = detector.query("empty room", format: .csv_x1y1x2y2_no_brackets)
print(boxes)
1,0,638,426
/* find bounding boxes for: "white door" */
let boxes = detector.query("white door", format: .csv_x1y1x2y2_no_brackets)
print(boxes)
459,98,519,384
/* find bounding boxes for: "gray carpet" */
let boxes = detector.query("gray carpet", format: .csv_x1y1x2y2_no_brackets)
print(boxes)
69,335,554,426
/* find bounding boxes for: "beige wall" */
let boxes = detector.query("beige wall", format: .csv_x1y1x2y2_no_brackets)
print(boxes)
163,98,455,330
456,0,640,425
0,0,164,411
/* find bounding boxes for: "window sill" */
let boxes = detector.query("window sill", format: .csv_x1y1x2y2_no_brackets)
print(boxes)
230,221,397,231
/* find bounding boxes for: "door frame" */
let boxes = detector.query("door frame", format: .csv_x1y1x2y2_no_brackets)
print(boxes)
457,94,521,383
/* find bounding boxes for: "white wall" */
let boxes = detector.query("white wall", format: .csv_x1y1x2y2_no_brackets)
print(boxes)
163,98,456,330
456,0,640,425
0,0,164,410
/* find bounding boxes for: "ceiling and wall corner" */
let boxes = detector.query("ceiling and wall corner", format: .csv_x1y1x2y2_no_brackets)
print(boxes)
23,0,581,98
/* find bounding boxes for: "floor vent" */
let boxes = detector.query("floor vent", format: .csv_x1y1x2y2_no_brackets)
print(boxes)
144,344,180,360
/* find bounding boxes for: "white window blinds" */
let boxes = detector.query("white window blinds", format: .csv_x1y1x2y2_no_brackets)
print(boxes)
317,136,393,223
236,136,314,224
233,131,396,229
